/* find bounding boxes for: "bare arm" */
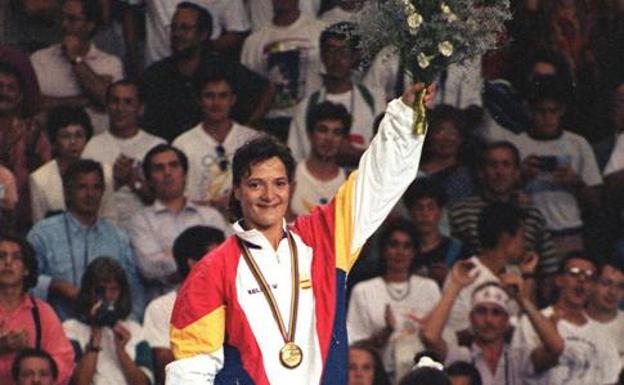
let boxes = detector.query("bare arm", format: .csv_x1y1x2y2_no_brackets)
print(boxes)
153,348,175,385
114,324,150,385
72,328,101,385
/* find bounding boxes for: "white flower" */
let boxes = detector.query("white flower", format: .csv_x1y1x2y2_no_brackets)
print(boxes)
440,2,458,22
440,3,451,14
438,41,454,57
417,52,430,69
407,12,423,31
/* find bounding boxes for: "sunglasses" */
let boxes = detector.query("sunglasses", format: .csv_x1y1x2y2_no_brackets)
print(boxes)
565,266,595,280
216,144,229,172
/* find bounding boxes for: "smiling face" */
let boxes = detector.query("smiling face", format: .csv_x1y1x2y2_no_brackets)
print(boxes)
591,265,624,313
106,83,143,133
0,72,23,115
429,119,462,159
234,157,291,235
382,230,416,274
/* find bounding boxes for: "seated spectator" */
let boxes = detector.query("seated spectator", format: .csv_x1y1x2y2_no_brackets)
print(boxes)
129,144,230,300
30,0,124,133
141,2,273,142
30,105,116,224
241,0,326,139
290,101,349,216
288,22,383,161
445,361,482,385
0,235,74,385
0,60,52,233
403,179,464,287
143,225,225,385
511,76,603,258
443,202,538,334
63,257,153,385
11,349,60,385
418,105,476,206
348,220,441,382
586,258,624,363
422,263,563,385
82,79,165,230
512,254,622,385
172,72,262,211
27,160,144,321
348,342,391,385
123,0,250,67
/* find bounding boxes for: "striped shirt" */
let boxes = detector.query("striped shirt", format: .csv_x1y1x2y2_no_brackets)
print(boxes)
448,195,558,273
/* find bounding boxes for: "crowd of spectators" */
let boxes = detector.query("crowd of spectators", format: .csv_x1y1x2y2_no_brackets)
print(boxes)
1,0,624,385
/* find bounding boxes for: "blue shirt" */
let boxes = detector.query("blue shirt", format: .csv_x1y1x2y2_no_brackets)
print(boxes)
27,212,145,321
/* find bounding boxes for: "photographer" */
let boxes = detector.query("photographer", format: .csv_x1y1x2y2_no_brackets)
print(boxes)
63,257,153,385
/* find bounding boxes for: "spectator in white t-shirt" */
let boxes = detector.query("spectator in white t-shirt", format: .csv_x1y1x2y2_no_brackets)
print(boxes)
246,0,321,32
143,226,225,385
512,254,622,385
512,76,603,258
586,259,624,364
290,101,349,217
82,80,166,230
172,72,262,212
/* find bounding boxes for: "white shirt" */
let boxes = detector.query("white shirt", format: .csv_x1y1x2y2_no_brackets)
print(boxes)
509,131,603,231
123,0,250,66
82,130,166,230
604,132,624,176
512,307,622,385
445,343,528,385
291,161,346,216
144,290,177,349
246,0,321,31
30,43,123,133
347,276,441,376
591,311,624,365
172,122,262,203
241,14,326,118
30,159,117,224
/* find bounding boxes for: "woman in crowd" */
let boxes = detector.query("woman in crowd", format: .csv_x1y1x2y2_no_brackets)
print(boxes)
348,342,391,385
63,256,152,385
347,220,441,382
29,106,115,224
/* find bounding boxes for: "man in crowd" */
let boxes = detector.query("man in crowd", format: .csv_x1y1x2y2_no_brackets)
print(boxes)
586,258,624,363
141,2,274,142
421,262,563,385
12,349,60,385
143,225,225,385
289,101,349,216
27,160,144,320
288,22,383,162
30,0,124,133
172,72,262,211
166,84,434,385
241,0,326,140
82,79,165,230
129,144,230,301
513,254,622,385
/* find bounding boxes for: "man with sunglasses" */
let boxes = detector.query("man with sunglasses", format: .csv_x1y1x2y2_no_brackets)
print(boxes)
513,254,621,385
422,261,563,385
586,259,624,364
173,72,262,213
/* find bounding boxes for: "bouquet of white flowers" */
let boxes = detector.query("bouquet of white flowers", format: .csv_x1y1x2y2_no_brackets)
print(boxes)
357,0,511,133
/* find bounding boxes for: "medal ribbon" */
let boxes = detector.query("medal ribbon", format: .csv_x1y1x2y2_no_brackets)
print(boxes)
238,232,299,345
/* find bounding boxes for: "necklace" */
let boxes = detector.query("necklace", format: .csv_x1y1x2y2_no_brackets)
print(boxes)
384,279,411,301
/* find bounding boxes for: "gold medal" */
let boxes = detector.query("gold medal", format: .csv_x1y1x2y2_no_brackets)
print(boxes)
238,232,303,369
279,342,303,368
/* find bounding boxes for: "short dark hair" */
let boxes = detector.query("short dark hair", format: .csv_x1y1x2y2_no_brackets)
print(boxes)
306,101,352,135
46,105,94,144
173,226,226,279
479,141,521,169
76,256,132,320
597,256,624,277
349,342,391,385
557,252,596,274
176,1,213,34
402,178,447,209
320,22,359,51
400,351,451,385
429,104,465,135
377,219,418,272
142,144,189,181
478,202,525,249
0,60,24,91
62,159,105,206
0,234,38,292
196,71,235,97
11,349,58,381
445,361,482,385
106,79,144,103
527,75,571,106
230,136,295,220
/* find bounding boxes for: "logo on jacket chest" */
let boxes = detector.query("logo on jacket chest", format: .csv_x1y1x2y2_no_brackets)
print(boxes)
247,284,278,295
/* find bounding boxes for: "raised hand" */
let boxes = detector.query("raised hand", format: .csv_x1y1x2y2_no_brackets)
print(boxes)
448,260,479,290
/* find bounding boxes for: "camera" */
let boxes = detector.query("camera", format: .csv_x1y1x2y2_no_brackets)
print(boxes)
90,288,122,327
536,155,558,172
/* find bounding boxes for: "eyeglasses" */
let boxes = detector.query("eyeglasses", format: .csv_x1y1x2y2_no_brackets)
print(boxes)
216,145,229,172
565,266,595,280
